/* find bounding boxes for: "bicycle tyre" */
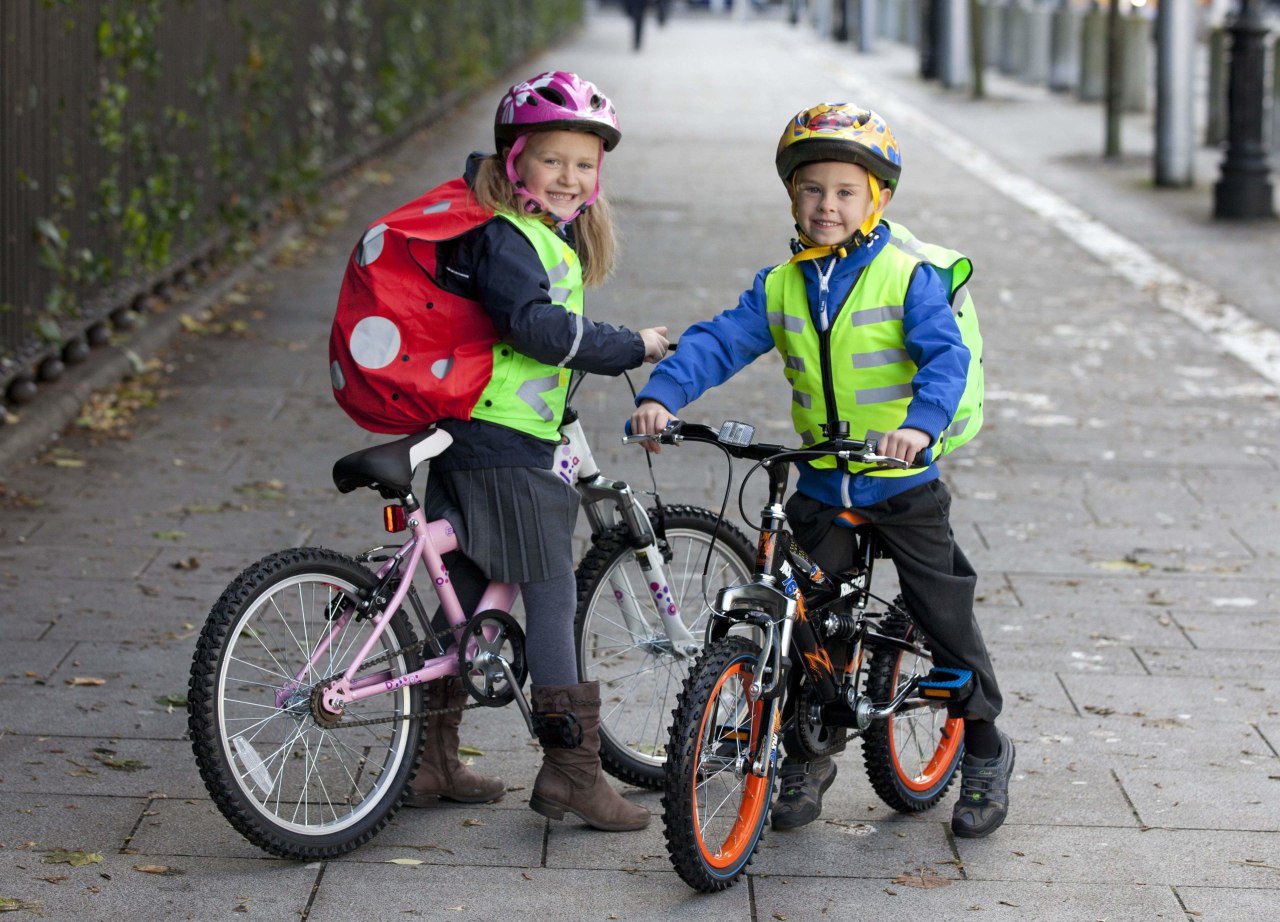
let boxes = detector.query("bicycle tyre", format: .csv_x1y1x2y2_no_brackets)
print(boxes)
662,636,776,893
575,505,755,789
861,611,964,812
188,547,425,859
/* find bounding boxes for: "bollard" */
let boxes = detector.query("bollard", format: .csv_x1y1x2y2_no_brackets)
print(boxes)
1048,4,1080,92
858,0,877,51
1000,0,1024,74
1206,27,1228,147
1120,11,1150,113
1272,35,1280,159
983,0,1005,68
941,0,971,88
1024,1,1053,84
1078,5,1107,102
881,0,898,40
1214,0,1274,218
1154,0,1196,186
904,0,920,45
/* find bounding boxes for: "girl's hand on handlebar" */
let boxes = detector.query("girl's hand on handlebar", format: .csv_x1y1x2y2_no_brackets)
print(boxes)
877,427,932,466
639,327,670,364
629,399,677,454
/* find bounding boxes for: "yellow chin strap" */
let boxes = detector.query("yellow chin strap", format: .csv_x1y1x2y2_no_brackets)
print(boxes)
788,174,884,265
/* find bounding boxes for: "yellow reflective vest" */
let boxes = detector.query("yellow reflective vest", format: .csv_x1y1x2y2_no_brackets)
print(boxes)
764,223,983,477
469,212,584,442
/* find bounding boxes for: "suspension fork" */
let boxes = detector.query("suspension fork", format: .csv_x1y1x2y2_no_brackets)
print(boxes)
561,416,701,657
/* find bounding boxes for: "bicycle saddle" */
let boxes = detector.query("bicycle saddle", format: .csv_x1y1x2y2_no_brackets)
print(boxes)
332,428,454,496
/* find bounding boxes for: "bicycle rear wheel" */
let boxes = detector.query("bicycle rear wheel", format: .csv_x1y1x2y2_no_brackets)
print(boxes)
188,547,425,858
662,636,776,893
575,506,754,789
861,611,964,812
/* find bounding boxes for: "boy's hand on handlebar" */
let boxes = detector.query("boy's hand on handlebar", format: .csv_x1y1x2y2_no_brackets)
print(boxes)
629,399,677,454
878,427,932,466
639,327,670,364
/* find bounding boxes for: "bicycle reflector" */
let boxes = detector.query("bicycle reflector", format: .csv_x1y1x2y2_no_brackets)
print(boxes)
383,504,407,533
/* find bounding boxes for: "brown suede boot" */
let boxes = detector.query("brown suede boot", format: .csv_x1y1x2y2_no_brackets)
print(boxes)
405,678,506,806
529,681,650,831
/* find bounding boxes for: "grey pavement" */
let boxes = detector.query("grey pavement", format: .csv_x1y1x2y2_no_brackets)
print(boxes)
3,5,1280,921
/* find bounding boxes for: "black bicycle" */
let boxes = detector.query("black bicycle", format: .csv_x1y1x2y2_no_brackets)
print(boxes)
625,420,968,892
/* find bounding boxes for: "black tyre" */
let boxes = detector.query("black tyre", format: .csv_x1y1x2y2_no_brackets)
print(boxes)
662,636,776,892
575,506,754,789
861,612,964,812
189,548,425,858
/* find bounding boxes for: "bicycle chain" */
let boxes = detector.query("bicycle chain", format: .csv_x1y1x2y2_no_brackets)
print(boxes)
319,618,485,729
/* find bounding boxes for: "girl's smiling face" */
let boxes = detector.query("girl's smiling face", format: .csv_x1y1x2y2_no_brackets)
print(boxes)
792,160,885,245
514,130,602,221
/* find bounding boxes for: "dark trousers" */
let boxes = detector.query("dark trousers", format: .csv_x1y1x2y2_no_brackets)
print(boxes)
785,479,1002,723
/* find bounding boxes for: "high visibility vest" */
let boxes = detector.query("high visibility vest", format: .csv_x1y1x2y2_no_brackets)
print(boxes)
468,212,584,442
764,222,983,476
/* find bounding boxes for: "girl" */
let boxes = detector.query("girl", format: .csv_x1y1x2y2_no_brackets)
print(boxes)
405,71,667,833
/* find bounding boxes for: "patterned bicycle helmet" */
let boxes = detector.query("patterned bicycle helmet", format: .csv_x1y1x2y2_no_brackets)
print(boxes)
776,103,902,191
495,71,621,151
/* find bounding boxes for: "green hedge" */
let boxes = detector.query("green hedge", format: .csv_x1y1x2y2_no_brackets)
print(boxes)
0,0,583,399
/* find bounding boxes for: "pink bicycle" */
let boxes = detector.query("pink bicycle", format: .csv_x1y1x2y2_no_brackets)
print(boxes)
188,390,752,858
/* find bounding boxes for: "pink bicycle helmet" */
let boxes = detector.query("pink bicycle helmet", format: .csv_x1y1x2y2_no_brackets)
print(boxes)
494,71,620,221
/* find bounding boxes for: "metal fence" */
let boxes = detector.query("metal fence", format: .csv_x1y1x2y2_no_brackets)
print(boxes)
1,0,582,403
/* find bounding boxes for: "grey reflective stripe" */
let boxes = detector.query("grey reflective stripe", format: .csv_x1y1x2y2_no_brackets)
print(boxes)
792,389,812,409
856,383,914,404
952,283,969,312
557,313,584,368
799,428,818,446
517,374,561,422
851,348,910,369
888,236,926,260
786,355,806,373
944,415,970,438
849,305,904,327
767,310,807,333
547,258,573,303
864,429,886,444
422,199,451,215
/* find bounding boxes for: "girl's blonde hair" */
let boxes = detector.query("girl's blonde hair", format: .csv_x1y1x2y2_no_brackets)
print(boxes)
471,149,617,287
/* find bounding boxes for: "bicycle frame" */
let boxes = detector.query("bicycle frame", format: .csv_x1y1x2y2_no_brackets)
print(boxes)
293,511,517,719
560,412,701,657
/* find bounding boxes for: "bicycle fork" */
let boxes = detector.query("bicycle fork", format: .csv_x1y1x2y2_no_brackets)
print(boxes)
560,417,701,657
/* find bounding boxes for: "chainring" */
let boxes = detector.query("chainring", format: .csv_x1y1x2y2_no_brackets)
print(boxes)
456,609,528,707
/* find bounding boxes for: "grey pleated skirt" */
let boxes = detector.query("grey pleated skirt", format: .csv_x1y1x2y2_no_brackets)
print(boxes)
424,465,580,584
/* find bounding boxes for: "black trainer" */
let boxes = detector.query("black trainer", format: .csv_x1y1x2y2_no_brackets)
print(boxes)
770,757,837,830
951,729,1015,838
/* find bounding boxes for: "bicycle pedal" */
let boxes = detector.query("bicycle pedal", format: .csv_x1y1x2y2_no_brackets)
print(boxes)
917,667,974,702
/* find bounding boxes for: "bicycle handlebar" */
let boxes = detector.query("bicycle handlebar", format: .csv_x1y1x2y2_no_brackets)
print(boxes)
623,419,919,470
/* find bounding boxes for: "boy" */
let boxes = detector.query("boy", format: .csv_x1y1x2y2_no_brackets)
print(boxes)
629,103,1012,838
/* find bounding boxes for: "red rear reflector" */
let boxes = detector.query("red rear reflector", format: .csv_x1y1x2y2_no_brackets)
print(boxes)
384,505,407,533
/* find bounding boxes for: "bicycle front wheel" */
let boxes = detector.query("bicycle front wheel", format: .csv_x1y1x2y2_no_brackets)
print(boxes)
662,636,776,893
861,611,964,812
188,547,425,859
575,505,754,789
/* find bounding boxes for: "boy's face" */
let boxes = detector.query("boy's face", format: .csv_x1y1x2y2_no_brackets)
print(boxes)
792,161,886,246
514,130,601,221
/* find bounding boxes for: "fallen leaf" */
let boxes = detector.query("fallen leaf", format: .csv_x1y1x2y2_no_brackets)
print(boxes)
133,865,183,876
67,677,106,687
457,745,484,756
387,858,424,866
521,872,533,880
893,871,952,890
0,896,43,912
461,818,485,827
41,849,103,867
155,693,188,709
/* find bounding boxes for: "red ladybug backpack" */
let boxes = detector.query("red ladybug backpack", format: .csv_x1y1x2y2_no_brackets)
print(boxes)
329,177,499,434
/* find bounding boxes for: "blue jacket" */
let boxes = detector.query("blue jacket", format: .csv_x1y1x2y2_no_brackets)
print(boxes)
637,223,969,509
